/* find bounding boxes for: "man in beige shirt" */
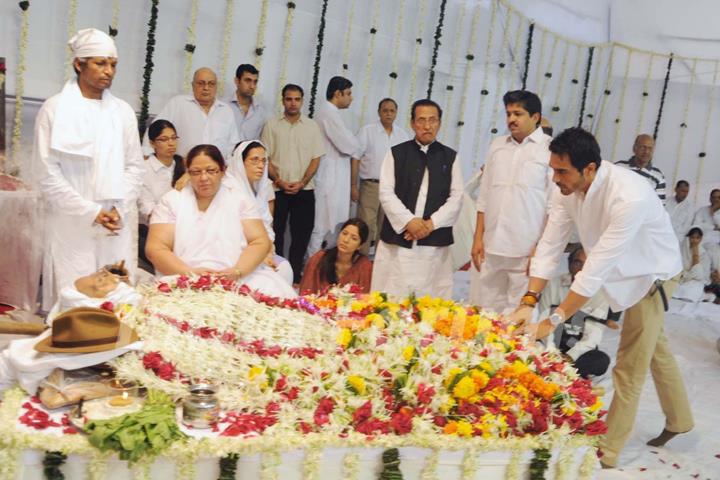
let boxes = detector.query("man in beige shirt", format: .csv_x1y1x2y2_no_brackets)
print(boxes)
261,84,325,283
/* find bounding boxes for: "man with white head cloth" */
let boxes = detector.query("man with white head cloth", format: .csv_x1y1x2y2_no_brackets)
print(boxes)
33,28,144,310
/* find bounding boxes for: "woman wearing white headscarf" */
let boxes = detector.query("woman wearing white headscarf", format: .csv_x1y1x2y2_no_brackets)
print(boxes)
33,28,144,310
673,226,711,302
228,140,294,285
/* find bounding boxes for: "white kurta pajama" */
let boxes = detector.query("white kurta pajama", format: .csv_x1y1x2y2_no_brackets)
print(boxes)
151,179,296,299
308,101,363,256
33,78,144,311
371,144,464,299
471,127,554,313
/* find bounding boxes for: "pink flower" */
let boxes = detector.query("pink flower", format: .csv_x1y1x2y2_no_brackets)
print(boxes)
157,282,172,293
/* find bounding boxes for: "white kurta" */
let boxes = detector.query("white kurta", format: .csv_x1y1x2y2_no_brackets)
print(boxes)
692,206,720,247
142,95,239,159
308,101,362,255
33,82,144,310
137,154,175,224
371,143,464,299
665,196,695,241
673,237,710,302
151,180,296,299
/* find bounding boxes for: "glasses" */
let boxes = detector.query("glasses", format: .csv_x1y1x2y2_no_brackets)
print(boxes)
154,136,179,143
188,168,222,177
246,158,267,167
194,81,217,88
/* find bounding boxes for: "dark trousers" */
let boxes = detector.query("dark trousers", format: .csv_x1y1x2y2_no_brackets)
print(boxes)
273,189,315,283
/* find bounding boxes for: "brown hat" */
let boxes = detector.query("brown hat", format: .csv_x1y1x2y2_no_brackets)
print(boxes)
35,307,139,353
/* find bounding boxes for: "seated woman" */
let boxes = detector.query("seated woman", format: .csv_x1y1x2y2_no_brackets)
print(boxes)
138,120,186,271
673,226,711,302
299,218,373,294
228,140,293,286
145,144,296,299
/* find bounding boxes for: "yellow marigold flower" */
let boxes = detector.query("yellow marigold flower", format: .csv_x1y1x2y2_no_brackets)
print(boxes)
421,309,438,325
248,366,263,381
347,375,366,395
475,317,492,333
351,300,366,312
562,405,576,416
479,361,494,373
403,346,416,362
441,397,456,413
336,328,353,348
366,313,385,328
421,346,434,358
444,367,464,387
590,398,603,412
453,376,479,400
471,369,490,389
456,420,473,437
443,421,458,435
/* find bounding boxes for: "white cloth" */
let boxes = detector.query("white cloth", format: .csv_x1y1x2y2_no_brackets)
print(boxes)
665,196,695,241
68,28,117,58
228,98,268,142
531,161,683,312
692,206,720,247
673,237,710,302
34,82,144,310
151,179,296,298
142,95,239,159
308,101,363,255
356,122,411,180
371,143,464,299
138,155,175,224
476,127,554,258
47,281,142,324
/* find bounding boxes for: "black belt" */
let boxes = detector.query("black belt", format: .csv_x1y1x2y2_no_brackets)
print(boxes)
361,178,380,183
650,280,669,311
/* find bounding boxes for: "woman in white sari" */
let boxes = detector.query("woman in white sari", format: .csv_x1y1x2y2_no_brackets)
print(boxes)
228,140,294,285
146,144,296,298
673,226,710,303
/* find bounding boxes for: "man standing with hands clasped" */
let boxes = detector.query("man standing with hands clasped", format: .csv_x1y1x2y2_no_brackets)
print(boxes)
510,127,693,469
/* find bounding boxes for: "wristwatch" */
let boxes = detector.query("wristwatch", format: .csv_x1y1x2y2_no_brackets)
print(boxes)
548,309,566,328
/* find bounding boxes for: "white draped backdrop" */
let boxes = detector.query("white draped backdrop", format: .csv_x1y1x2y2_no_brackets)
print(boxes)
2,0,720,203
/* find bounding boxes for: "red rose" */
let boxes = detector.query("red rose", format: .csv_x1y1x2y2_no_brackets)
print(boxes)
585,420,608,436
433,415,447,427
156,362,176,380
157,282,172,293
352,400,373,424
99,301,114,312
416,383,436,405
142,351,164,369
390,410,413,435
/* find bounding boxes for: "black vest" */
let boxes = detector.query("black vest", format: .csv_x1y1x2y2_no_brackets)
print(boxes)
380,140,456,248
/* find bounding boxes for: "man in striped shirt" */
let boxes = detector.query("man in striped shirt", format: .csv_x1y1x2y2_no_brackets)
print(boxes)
615,134,667,204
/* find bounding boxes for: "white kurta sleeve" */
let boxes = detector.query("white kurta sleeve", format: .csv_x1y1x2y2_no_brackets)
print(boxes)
121,106,145,203
33,104,101,221
475,156,492,213
530,191,575,280
321,111,362,158
378,150,415,233
429,158,465,229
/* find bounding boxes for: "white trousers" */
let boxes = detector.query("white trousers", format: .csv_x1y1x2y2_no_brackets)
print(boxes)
469,253,529,314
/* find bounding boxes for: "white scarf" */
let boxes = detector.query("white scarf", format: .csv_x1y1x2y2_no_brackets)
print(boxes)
50,78,126,201
680,230,707,271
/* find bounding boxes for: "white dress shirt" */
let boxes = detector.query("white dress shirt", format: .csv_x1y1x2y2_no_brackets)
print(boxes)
142,95,239,159
228,97,268,142
137,154,174,224
665,196,695,240
531,161,682,312
476,127,554,258
356,121,411,180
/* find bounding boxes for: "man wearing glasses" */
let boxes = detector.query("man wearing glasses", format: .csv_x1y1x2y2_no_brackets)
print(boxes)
142,67,238,159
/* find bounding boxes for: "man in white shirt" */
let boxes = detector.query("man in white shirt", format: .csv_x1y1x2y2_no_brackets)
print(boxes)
307,76,363,256
692,188,720,247
470,90,554,313
615,134,667,204
352,98,411,254
228,64,268,142
512,127,693,469
371,99,464,299
33,28,143,310
665,180,694,241
142,67,239,159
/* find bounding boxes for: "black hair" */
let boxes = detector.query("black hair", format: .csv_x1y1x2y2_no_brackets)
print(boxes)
378,98,398,111
235,63,259,79
687,227,703,238
410,99,443,120
317,218,369,284
711,188,720,197
241,141,265,160
326,76,353,101
549,127,602,172
503,90,542,125
282,83,304,98
676,180,690,188
185,144,226,171
147,119,186,186
567,244,585,267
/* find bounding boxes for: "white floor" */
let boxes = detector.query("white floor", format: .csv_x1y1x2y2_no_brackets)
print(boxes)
455,271,720,479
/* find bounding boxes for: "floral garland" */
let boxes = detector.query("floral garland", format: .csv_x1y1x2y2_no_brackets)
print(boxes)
420,448,439,479
388,0,407,99
695,59,718,201
138,0,159,135
342,452,360,479
10,0,30,175
341,0,356,73
529,448,551,479
406,0,428,110
634,53,656,136
43,450,68,480
216,0,235,98
308,0,329,118
253,0,270,71
109,0,120,37
538,33,559,100
358,0,381,127
565,44,584,127
594,45,616,139
584,46,606,130
533,28,548,91
653,53,673,139
484,1,512,139
276,2,297,112
577,46,595,127
440,2,466,143
671,57,697,186
453,2,483,147
550,41,571,115
608,47,633,163
379,448,401,480
183,0,199,93
64,0,78,82
509,11,525,90
426,0,448,99
521,22,535,90
218,453,239,479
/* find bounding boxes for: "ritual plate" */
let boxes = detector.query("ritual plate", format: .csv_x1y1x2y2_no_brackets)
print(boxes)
69,396,144,429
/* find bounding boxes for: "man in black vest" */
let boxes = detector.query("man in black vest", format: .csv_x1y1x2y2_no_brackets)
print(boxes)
370,99,464,298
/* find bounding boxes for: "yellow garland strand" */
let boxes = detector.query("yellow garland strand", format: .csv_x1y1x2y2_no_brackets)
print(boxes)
407,0,429,111
672,57,698,186
506,448,522,480
64,0,78,82
578,446,598,479
217,0,235,97
594,44,616,140
260,450,281,480
276,2,297,112
388,0,407,99
10,2,30,175
609,47,634,162
441,2,466,143
183,0,199,93
695,59,719,202
554,441,575,480
539,33,559,100
634,53,656,136
453,2,483,148
358,0,381,126
253,0,270,71
87,453,111,480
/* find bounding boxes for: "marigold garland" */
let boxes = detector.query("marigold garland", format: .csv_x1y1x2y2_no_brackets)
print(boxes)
308,0,329,118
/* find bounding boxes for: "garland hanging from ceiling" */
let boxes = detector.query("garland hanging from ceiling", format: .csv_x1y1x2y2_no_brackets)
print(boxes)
453,2,483,148
64,0,78,81
10,0,31,175
216,0,235,98
138,0,159,135
341,0,356,73
388,0,407,99
634,53,656,136
253,0,270,71
358,0,381,126
406,0,428,108
308,0,329,118
276,1,297,111
441,2,466,143
183,0,199,93
426,0,448,99
577,46,595,127
695,59,718,200
609,47,633,162
521,22,534,90
671,57,697,185
653,53,674,140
